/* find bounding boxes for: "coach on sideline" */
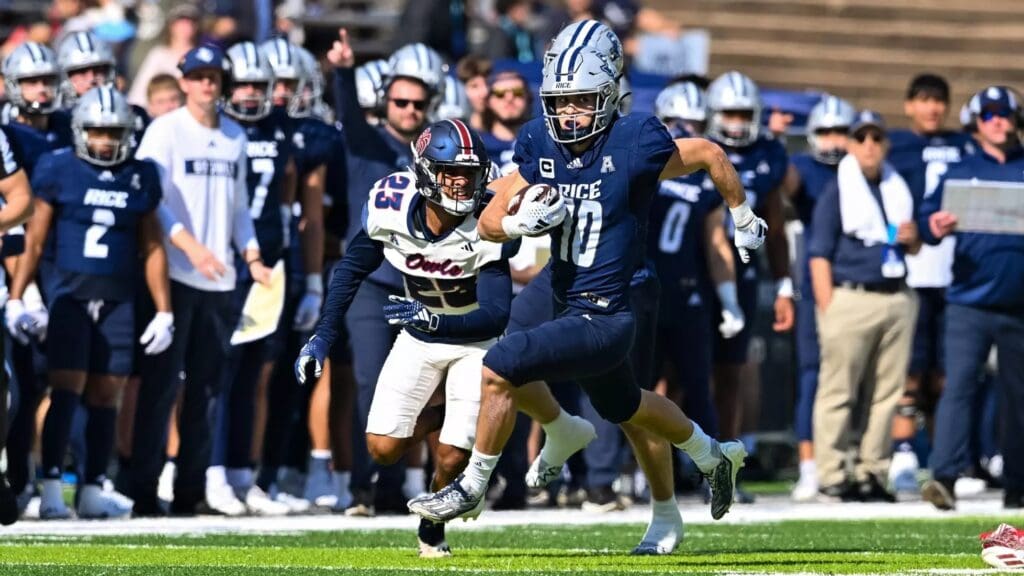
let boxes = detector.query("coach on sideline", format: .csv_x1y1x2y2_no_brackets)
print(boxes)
920,86,1024,512
129,45,272,516
809,111,920,503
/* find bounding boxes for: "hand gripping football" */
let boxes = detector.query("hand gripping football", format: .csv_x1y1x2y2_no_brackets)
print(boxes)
507,183,560,215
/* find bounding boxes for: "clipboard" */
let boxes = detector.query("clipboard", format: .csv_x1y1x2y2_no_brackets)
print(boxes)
230,260,286,345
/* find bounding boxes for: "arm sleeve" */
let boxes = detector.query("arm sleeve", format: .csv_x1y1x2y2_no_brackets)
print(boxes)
512,125,540,183
632,117,677,191
917,173,946,246
332,67,377,147
312,229,386,346
433,258,513,340
807,182,840,261
231,143,260,254
29,155,54,202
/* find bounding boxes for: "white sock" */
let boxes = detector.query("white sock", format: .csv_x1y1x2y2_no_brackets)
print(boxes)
310,450,331,466
206,466,228,489
540,409,581,465
799,459,817,482
404,467,426,498
674,422,719,474
638,498,683,549
458,448,500,498
226,467,253,491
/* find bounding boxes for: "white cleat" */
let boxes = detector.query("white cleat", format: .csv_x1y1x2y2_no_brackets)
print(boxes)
77,484,133,519
631,506,684,555
157,461,176,504
39,480,72,520
205,482,247,517
418,539,452,558
888,450,920,494
243,485,291,516
273,491,311,514
791,476,820,502
526,415,597,489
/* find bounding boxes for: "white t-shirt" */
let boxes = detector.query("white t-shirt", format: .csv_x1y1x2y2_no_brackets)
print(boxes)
137,106,258,292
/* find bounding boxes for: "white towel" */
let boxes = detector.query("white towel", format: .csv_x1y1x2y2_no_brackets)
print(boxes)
838,154,913,246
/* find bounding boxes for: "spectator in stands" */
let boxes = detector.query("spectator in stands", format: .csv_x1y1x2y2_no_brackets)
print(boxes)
475,0,543,64
920,86,1024,512
455,56,491,131
145,73,184,118
127,3,200,107
809,110,920,503
395,0,468,62
479,69,530,175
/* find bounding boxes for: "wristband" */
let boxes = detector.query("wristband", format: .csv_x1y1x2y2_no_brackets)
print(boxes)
305,273,323,295
776,277,794,299
730,202,755,229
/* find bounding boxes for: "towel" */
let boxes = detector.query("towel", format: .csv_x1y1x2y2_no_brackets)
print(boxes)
838,154,913,246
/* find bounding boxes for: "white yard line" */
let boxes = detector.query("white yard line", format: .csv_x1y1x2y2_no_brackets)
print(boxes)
0,494,1009,537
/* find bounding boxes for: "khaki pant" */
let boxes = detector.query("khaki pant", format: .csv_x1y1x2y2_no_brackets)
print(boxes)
814,287,919,488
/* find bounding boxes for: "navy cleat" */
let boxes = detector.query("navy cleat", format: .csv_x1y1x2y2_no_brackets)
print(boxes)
704,440,747,520
407,475,485,523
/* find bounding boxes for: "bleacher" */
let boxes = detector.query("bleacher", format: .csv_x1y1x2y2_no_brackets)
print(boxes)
298,0,404,60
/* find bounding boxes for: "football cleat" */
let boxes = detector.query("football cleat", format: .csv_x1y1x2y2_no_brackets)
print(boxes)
417,518,452,558
981,523,1024,569
922,478,956,511
407,475,485,523
704,440,747,520
77,484,133,519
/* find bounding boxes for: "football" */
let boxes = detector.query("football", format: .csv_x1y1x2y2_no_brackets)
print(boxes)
507,183,560,216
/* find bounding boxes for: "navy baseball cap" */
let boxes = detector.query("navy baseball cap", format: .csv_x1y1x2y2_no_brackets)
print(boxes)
969,85,1019,117
849,109,886,135
178,45,230,77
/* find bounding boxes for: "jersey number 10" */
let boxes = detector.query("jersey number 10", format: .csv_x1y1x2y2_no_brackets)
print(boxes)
560,199,603,268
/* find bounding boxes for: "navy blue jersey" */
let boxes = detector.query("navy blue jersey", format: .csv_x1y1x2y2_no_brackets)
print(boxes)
789,152,838,230
32,148,161,301
648,171,723,304
481,131,517,175
514,114,676,312
324,120,349,239
888,129,974,201
4,121,50,176
0,126,26,257
242,109,294,262
129,104,150,152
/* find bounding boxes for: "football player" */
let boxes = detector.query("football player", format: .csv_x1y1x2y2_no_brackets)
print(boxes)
10,86,171,519
780,94,855,501
2,42,74,148
408,47,765,543
704,72,793,502
296,119,512,557
354,59,391,125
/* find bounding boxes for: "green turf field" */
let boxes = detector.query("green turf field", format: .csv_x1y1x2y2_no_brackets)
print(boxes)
1,517,1015,575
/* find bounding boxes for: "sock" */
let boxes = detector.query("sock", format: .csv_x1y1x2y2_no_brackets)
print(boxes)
539,409,582,465
310,449,331,462
206,465,228,489
84,405,116,485
41,389,80,480
638,498,683,549
458,448,500,498
226,467,253,491
309,451,331,475
674,422,719,474
404,467,425,498
799,459,817,482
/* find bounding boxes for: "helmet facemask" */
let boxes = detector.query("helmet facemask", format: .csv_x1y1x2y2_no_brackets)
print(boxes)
8,74,61,115
809,127,849,165
709,109,759,147
541,84,617,144
227,80,273,121
77,125,132,166
414,154,490,216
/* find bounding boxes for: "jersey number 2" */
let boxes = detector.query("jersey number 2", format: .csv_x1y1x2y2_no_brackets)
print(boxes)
560,199,603,268
84,209,115,259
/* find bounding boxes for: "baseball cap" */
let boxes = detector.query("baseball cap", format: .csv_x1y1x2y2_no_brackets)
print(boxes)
849,109,886,135
178,45,230,77
968,85,1019,117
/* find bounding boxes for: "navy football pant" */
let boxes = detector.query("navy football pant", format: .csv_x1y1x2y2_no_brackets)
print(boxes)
931,304,1024,491
794,294,819,442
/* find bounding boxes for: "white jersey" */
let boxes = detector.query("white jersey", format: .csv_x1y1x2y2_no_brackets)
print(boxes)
137,106,258,292
363,170,505,315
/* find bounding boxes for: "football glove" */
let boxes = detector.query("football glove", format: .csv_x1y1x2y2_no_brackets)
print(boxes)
5,299,47,345
502,188,567,239
383,295,439,332
294,334,329,386
731,203,767,264
139,312,174,355
715,282,746,339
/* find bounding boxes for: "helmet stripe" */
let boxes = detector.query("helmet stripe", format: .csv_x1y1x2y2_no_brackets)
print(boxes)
27,42,41,63
245,42,257,69
578,20,601,49
448,118,472,153
100,86,111,112
567,21,590,49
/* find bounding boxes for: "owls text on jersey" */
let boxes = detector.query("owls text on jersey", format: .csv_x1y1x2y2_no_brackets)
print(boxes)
513,113,677,313
32,147,161,301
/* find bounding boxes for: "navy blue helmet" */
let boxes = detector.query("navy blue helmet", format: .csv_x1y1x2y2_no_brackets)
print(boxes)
411,119,491,216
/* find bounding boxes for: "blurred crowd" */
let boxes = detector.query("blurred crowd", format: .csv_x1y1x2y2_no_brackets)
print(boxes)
0,0,1019,527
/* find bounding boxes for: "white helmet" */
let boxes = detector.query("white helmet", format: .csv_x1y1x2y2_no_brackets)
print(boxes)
545,19,624,79
355,59,390,112
655,81,706,136
224,42,275,121
434,75,469,122
57,31,116,106
260,37,307,114
387,43,447,93
806,94,856,165
72,85,136,166
3,42,62,115
540,47,619,144
706,71,762,147
293,46,324,118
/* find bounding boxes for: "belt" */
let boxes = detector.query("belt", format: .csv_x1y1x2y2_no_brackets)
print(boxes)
835,280,904,294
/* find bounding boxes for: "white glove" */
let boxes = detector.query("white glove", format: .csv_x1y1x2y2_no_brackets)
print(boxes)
5,299,47,345
716,282,746,339
139,311,174,355
293,275,323,331
731,203,767,264
502,186,567,239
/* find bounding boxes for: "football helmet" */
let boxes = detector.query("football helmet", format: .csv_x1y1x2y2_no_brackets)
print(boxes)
540,47,619,144
261,37,307,115
293,46,325,118
71,86,136,166
806,94,855,165
225,41,275,121
545,19,624,79
57,31,116,106
434,76,469,122
3,42,61,115
355,59,390,112
411,119,491,216
655,81,707,136
706,71,762,147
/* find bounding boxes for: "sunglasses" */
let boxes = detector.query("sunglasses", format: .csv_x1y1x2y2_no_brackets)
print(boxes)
814,127,848,136
390,98,428,111
980,109,1012,122
854,131,886,143
491,87,526,99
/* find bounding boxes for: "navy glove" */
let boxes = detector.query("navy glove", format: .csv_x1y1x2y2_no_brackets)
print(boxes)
294,335,329,385
383,295,439,332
